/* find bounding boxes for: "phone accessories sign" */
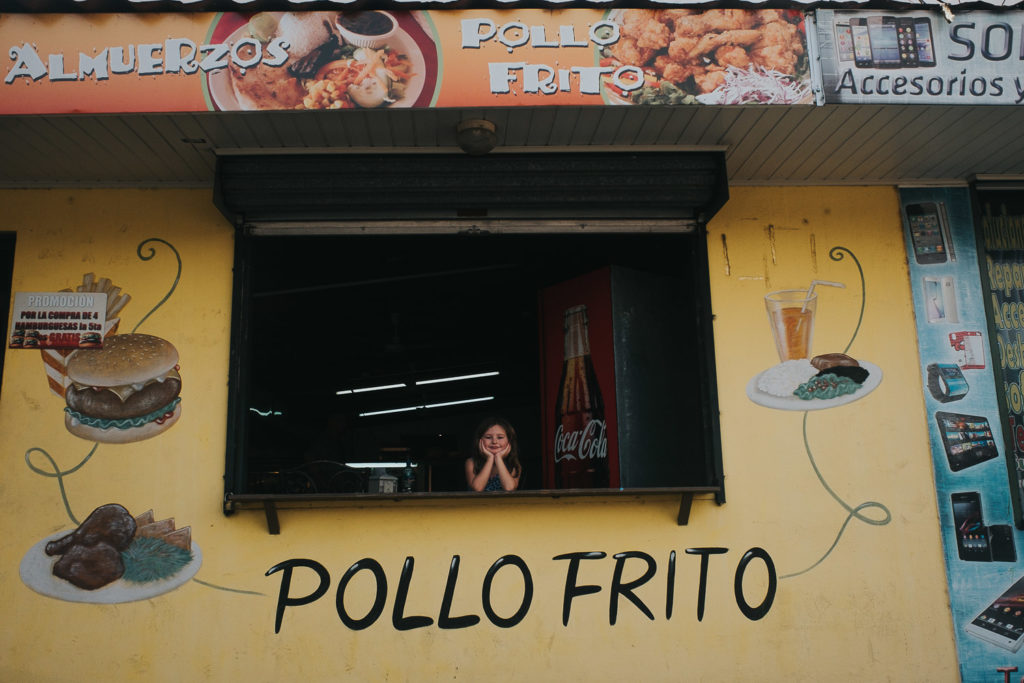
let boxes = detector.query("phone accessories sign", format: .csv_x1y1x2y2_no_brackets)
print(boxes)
816,9,1024,105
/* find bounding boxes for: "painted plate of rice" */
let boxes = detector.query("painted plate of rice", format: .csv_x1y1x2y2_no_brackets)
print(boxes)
746,359,882,411
20,532,202,604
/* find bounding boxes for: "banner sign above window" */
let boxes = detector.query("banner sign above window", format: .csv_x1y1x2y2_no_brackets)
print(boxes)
0,0,1013,13
0,9,812,114
816,9,1024,105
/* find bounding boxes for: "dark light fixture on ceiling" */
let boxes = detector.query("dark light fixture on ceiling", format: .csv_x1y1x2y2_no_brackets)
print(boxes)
456,119,498,156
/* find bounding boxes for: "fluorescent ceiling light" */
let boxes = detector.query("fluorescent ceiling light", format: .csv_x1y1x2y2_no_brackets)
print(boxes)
424,397,495,409
337,383,406,395
359,405,420,417
415,371,499,385
359,395,494,417
345,462,418,469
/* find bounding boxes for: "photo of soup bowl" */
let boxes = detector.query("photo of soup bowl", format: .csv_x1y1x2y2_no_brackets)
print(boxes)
335,11,399,49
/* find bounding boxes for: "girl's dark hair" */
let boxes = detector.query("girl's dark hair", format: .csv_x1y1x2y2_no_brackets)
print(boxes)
469,416,522,478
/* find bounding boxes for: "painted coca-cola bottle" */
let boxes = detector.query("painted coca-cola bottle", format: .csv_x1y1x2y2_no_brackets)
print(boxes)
553,305,609,488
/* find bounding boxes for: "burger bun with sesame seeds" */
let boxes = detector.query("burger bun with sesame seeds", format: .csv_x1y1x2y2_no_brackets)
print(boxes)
63,334,182,444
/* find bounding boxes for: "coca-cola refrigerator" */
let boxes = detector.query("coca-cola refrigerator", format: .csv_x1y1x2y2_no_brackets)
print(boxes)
540,265,705,490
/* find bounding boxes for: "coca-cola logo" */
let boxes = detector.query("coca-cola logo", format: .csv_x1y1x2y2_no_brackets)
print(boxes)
554,419,607,462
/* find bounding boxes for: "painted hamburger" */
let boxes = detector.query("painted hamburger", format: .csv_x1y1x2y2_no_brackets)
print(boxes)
64,333,182,443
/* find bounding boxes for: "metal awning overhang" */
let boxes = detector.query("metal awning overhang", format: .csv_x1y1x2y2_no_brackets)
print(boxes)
214,151,729,230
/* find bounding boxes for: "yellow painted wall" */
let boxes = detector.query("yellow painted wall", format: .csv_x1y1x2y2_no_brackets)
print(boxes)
0,186,957,681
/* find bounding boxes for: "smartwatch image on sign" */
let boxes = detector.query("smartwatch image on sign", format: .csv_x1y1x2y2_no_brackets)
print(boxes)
928,363,969,403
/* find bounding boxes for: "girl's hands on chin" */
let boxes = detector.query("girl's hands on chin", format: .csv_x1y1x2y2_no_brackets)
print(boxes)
479,438,495,460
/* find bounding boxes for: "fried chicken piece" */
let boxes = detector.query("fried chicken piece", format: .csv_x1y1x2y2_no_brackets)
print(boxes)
52,542,125,591
660,60,705,85
749,21,804,73
657,9,698,32
755,10,789,25
651,54,672,77
45,503,136,591
749,44,801,74
670,29,761,63
667,35,699,63
694,67,728,93
610,35,656,67
620,9,671,50
668,11,708,38
758,19,801,45
45,503,136,556
715,45,752,70
701,10,759,32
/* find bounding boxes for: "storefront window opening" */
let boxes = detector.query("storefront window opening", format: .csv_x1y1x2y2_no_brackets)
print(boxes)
224,229,722,499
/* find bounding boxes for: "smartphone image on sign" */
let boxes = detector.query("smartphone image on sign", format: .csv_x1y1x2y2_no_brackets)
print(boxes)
868,16,901,68
965,575,1024,652
990,524,1018,563
952,492,991,561
835,22,855,62
906,202,948,264
852,18,873,68
897,17,919,67
914,16,937,67
923,276,959,323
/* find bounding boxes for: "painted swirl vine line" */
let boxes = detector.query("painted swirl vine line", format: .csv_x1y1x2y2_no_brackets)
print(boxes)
780,246,891,579
23,444,98,525
779,414,892,579
131,238,181,334
829,246,865,356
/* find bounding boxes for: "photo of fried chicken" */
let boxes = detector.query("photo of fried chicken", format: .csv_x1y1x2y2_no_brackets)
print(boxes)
603,9,810,105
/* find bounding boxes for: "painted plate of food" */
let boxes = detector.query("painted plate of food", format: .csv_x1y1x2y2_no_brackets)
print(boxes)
20,504,202,604
600,8,812,106
207,11,429,111
746,355,882,411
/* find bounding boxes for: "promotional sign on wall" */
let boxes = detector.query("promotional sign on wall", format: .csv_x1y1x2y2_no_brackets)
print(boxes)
901,187,1024,679
817,9,1024,105
0,9,812,114
8,291,108,349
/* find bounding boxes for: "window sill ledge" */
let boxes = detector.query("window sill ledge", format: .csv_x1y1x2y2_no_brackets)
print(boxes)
224,487,723,534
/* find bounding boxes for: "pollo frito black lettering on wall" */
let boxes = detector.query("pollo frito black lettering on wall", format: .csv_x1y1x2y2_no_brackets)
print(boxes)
266,547,776,634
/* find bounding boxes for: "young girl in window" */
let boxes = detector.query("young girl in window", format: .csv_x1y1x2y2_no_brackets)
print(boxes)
465,417,522,492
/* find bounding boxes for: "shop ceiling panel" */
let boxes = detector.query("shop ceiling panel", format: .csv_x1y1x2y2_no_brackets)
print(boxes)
2,105,1024,187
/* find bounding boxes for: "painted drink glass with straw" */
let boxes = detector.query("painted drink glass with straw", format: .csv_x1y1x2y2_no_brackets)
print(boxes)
765,280,844,362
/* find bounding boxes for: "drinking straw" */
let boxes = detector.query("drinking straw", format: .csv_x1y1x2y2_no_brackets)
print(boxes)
802,280,845,312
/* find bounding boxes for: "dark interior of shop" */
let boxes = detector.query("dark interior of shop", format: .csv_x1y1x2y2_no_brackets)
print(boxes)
236,231,713,494
0,233,13,400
